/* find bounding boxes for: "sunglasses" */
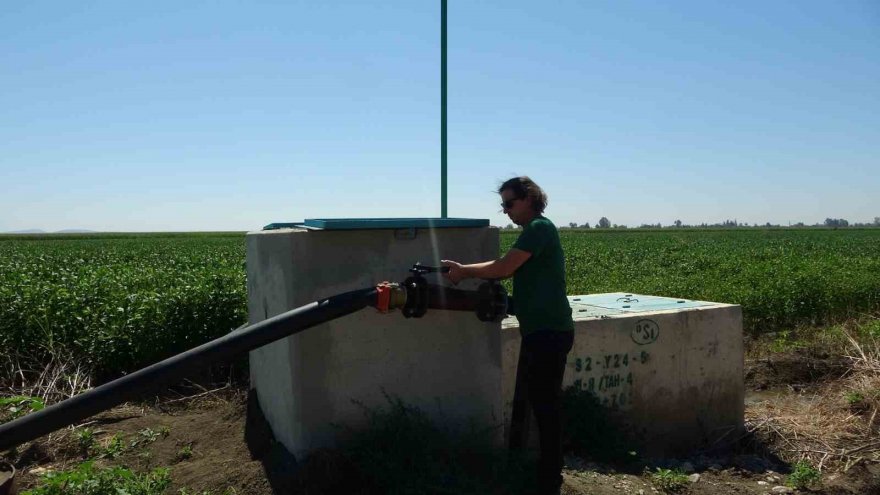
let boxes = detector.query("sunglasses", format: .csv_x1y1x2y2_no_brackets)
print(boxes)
500,198,521,209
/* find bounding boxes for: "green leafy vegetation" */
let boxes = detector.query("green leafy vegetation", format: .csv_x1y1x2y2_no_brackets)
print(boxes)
1,229,879,390
0,233,246,382
74,427,95,456
502,228,880,334
845,391,865,405
21,461,170,495
133,427,162,447
786,460,821,489
100,433,126,459
175,444,194,462
647,467,689,493
0,395,44,422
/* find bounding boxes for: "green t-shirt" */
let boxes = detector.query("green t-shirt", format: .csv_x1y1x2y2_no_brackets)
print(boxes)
511,216,574,336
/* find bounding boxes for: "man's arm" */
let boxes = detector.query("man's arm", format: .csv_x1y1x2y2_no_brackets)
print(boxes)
442,248,531,284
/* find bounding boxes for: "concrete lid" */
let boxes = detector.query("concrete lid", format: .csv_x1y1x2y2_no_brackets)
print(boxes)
502,292,736,328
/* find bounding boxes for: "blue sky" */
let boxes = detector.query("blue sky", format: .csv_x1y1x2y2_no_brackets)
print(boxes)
2,0,878,231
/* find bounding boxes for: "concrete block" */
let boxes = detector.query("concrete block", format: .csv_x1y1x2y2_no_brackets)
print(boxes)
501,293,744,456
246,227,502,458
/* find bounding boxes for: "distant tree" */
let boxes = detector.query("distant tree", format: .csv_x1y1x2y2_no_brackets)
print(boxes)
598,217,611,228
824,218,849,228
793,222,805,227
874,217,880,226
674,219,682,228
568,222,577,229
581,222,591,229
505,223,515,230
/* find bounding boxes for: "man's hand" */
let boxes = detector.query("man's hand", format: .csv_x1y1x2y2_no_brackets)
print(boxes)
441,260,465,285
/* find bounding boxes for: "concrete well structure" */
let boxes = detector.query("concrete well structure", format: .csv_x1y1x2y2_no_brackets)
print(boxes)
501,293,744,456
246,221,503,458
247,221,744,458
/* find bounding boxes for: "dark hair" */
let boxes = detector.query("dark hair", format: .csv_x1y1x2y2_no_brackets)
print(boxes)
497,176,547,214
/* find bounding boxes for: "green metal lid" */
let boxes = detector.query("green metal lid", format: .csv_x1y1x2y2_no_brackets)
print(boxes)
263,218,489,231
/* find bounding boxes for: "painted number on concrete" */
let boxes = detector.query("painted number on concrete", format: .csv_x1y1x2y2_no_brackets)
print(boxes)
631,319,659,345
574,357,591,372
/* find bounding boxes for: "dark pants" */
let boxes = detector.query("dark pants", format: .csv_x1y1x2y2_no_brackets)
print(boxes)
509,330,574,494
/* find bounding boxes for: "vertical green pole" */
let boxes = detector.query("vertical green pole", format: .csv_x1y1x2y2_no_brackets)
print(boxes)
441,0,447,218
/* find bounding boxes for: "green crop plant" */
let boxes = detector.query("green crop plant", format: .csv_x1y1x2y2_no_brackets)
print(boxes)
503,228,880,334
2,229,879,387
0,233,247,383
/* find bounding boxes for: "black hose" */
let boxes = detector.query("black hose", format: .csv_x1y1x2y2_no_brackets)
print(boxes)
0,287,378,452
426,285,515,315
426,285,480,311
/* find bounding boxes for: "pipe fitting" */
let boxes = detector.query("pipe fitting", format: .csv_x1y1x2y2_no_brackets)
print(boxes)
375,282,407,313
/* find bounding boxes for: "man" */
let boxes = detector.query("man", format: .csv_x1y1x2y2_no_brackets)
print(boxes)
442,176,574,495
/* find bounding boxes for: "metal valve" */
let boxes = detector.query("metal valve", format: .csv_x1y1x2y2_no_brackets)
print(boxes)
476,280,509,322
402,262,445,318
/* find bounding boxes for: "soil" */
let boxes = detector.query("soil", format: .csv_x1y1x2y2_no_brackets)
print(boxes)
3,353,879,495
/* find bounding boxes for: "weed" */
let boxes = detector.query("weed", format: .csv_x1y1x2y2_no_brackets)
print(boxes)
786,460,821,489
844,391,864,405
648,467,688,493
74,427,95,456
21,461,170,495
130,427,162,448
768,330,805,353
175,444,194,462
0,395,45,422
100,433,125,459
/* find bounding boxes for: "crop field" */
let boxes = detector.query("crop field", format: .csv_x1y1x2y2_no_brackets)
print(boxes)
2,228,879,381
0,233,246,381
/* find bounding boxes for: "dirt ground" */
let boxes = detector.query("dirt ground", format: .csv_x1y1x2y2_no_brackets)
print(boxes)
4,352,880,495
